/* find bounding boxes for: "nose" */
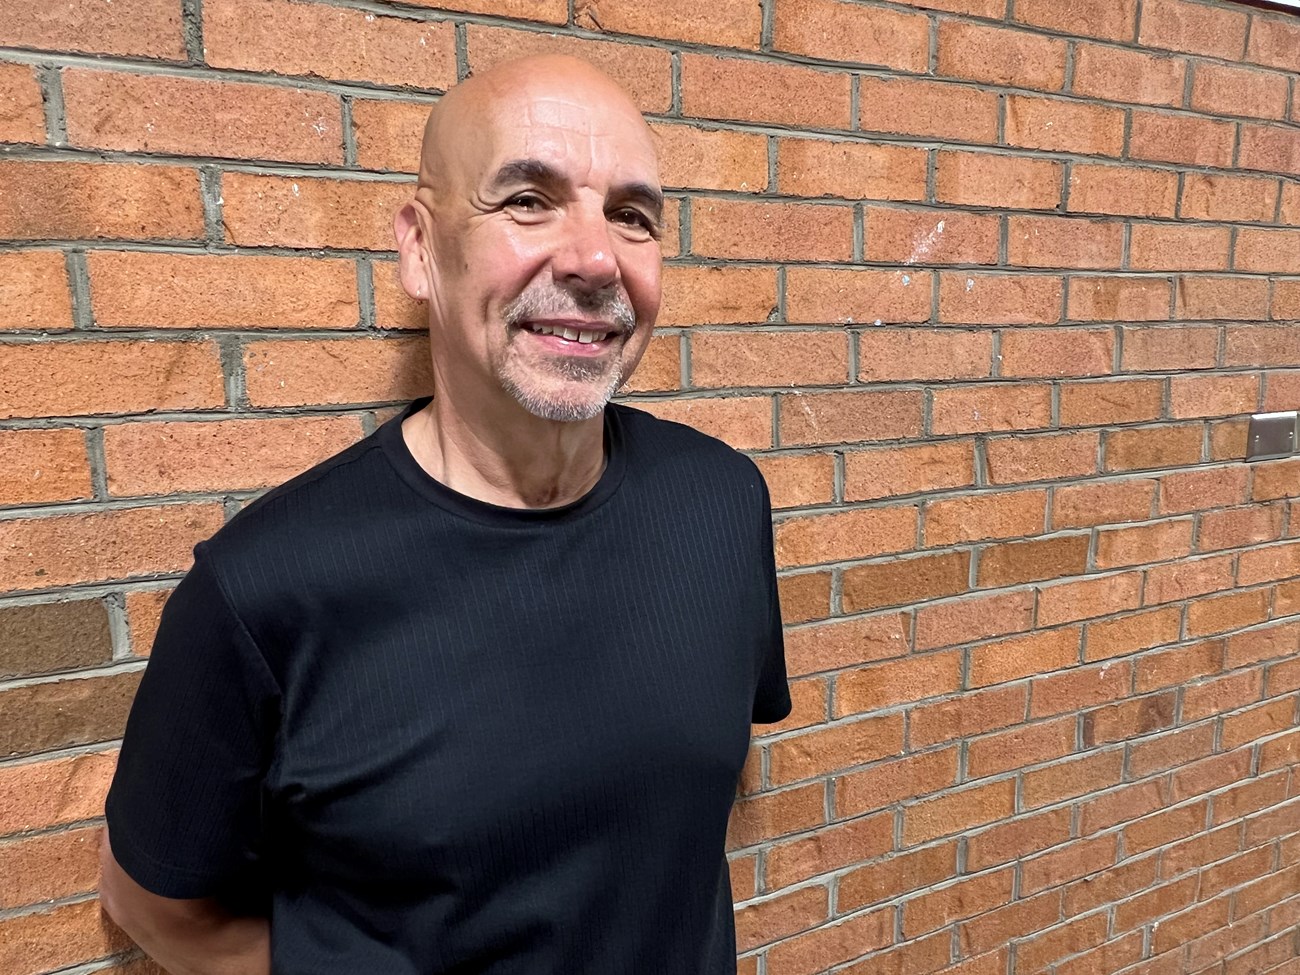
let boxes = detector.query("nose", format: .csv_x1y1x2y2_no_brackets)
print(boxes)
551,205,619,292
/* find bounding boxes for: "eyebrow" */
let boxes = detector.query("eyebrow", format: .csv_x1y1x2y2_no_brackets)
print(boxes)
488,157,665,224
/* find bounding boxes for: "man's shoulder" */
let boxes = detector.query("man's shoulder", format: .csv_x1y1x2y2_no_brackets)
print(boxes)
612,402,768,501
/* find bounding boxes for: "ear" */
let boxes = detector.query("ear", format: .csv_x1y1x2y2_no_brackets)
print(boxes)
394,200,433,302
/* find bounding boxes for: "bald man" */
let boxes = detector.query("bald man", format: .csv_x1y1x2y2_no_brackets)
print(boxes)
101,56,790,975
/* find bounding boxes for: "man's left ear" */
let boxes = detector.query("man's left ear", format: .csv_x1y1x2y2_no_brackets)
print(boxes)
394,201,433,302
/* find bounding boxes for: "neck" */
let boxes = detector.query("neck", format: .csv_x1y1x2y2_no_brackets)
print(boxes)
401,390,606,509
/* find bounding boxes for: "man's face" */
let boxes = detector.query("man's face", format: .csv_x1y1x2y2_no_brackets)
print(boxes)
414,81,663,423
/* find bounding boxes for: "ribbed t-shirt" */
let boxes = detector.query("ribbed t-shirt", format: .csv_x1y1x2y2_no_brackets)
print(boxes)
106,398,792,975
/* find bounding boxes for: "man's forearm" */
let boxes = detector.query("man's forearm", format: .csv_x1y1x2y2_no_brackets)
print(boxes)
99,829,271,975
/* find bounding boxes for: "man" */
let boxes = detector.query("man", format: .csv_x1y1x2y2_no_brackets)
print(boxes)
100,55,791,974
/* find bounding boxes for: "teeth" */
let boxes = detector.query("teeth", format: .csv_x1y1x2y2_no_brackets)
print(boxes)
561,327,580,341
577,330,598,344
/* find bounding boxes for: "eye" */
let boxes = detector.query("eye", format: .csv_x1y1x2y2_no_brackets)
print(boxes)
505,193,546,212
610,208,659,239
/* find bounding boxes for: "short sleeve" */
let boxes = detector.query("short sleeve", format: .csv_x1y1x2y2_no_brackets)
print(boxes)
105,545,280,902
752,479,792,725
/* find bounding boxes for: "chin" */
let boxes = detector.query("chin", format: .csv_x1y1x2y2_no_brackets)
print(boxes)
499,367,623,423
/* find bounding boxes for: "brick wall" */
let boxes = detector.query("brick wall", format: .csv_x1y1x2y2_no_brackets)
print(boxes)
2,0,1299,972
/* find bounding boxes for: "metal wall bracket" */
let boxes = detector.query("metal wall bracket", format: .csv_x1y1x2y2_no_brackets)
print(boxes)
1246,411,1299,461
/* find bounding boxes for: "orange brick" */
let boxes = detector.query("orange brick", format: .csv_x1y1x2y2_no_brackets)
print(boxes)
1104,424,1203,472
1181,172,1279,223
1199,503,1285,551
0,751,117,835
966,807,1072,872
1063,850,1158,915
691,198,853,262
466,26,670,114
938,273,1062,325
1029,658,1133,716
752,453,834,510
1226,620,1299,668
125,587,171,656
680,53,850,129
774,505,917,568
1140,0,1248,57
1253,457,1300,502
1000,328,1114,378
727,782,825,849
1157,466,1249,514
1226,324,1300,366
783,613,909,676
841,550,969,612
1058,378,1164,427
638,396,773,450
864,207,1000,266
734,884,827,952
768,714,904,785
835,650,963,716
1012,0,1137,41
984,431,1098,484
89,251,359,329
857,76,999,144
651,123,767,193
1187,588,1271,637
778,138,927,202
1094,520,1193,570
1052,478,1156,531
1129,223,1231,272
1169,372,1258,419
773,0,930,72
1284,184,1300,226
914,590,1036,651
1120,325,1218,372
63,69,342,164
785,268,931,325
1038,572,1142,626
764,811,893,890
1129,109,1236,168
1007,216,1122,271
1021,832,1118,894
658,266,777,326
762,676,830,736
1209,416,1250,459
0,340,224,420
1014,910,1110,973
910,684,1027,747
778,571,832,624
1123,806,1210,860
1004,94,1124,156
349,98,429,174
837,841,959,910
0,62,45,145
0,826,100,911
1172,751,1253,807
1068,276,1171,323
1238,123,1300,176
1236,229,1300,275
0,503,223,591
937,21,1067,90
691,330,848,388
1143,553,1235,603
1083,691,1177,746
763,906,892,975
1191,61,1289,120
0,899,133,975
843,440,976,503
1248,14,1300,71
976,534,1090,588
0,429,92,506
0,251,72,330
577,0,761,47
778,389,924,446
936,151,1063,211
1222,697,1296,751
245,336,431,408
858,329,992,382
221,174,408,251
1,0,183,59
969,627,1081,688
619,332,679,394
1072,43,1186,107
924,489,1046,546
1022,749,1124,808
903,781,1017,846
1239,539,1300,586
1176,275,1271,321
1068,164,1178,218
930,383,1053,435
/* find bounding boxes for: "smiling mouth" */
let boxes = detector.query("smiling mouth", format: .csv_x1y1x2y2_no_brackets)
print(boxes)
522,322,622,345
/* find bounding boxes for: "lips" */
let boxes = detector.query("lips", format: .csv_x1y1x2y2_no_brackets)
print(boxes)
521,319,624,346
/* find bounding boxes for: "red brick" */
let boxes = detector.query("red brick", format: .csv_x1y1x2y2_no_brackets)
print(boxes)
1239,539,1300,586
1029,659,1133,717
245,336,431,408
1009,216,1125,271
1187,588,1271,637
466,26,671,114
1,0,183,59
1226,324,1300,366
1140,0,1248,57
1087,606,1183,663
903,781,1017,846
1096,519,1194,571
910,685,1027,748
734,884,827,952
966,807,1072,872
1191,61,1289,120
779,389,924,445
1005,94,1125,156
768,714,904,786
1129,223,1231,272
1126,806,1211,861
905,868,1018,940
938,274,1062,325
691,330,848,388
0,251,70,331
1199,503,1285,551
841,550,970,612
936,151,1064,211
764,812,893,890
1226,620,1300,668
0,899,133,975
727,783,825,849
773,0,929,72
1073,43,1186,107
1084,692,1177,748
1239,123,1300,176
1023,749,1124,808
1254,457,1300,502
0,751,117,835
843,440,975,503
762,676,829,737
1284,184,1300,227
762,906,892,975
1068,277,1171,323
857,77,999,144
1152,897,1233,956
837,931,953,975
0,670,136,756
1210,416,1251,459
620,333,679,395
0,340,224,420
931,383,1053,435
774,505,917,568
936,21,1067,90
692,198,853,262
206,0,454,88
785,268,931,325
0,503,222,591
1133,109,1237,169
967,715,1077,778
89,251,359,329
778,571,832,625
1260,727,1300,771
864,208,1000,266
1157,466,1249,514
1021,833,1118,895
1162,821,1238,876
0,161,202,242
577,0,761,48
639,396,773,450
1052,479,1156,532
221,174,408,251
1058,379,1163,428
1248,14,1300,71
985,431,1098,484
349,98,428,174
0,826,100,911
924,489,1046,546
1000,328,1114,379
63,70,342,164
125,587,171,657
1039,571,1143,627
858,329,992,382
969,627,1081,688
1144,553,1235,603
1103,424,1203,472
1224,698,1296,753
1172,750,1253,806
976,534,1090,588
1236,229,1300,275
778,138,927,203
1013,0,1137,41
1068,164,1179,218
651,123,767,193
1063,851,1158,914
835,650,963,717
915,590,1036,651
835,748,960,816
680,53,850,129
1181,172,1279,223
1120,325,1218,372
0,62,45,144
657,266,777,327
1176,275,1271,321
0,429,91,506
1012,909,1109,973
1169,372,1258,419
752,453,834,511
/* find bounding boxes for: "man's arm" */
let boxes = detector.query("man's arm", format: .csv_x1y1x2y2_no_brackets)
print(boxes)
99,829,270,975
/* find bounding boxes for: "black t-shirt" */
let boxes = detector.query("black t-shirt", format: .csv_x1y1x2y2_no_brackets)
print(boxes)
106,399,791,975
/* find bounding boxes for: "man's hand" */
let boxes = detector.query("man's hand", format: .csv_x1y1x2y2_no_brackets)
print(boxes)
99,829,271,975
